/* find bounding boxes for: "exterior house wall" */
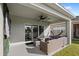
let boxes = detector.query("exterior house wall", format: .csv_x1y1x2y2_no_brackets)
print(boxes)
10,15,49,43
71,20,79,39
10,15,70,44
0,4,3,56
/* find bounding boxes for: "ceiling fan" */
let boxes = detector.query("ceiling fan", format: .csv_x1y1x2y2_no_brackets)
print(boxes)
38,15,50,21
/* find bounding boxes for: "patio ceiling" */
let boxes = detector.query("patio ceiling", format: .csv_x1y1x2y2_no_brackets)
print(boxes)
7,3,70,23
7,4,42,20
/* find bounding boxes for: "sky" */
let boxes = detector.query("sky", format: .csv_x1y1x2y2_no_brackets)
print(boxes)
60,3,79,16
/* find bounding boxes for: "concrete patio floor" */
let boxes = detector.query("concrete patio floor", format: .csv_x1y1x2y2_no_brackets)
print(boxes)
8,43,46,56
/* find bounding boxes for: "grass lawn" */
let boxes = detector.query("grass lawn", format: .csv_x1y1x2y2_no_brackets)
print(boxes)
54,39,79,56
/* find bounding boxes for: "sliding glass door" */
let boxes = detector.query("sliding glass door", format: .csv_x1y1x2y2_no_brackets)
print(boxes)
25,25,44,43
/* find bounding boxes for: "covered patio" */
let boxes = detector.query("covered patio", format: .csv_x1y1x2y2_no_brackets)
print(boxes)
3,3,74,56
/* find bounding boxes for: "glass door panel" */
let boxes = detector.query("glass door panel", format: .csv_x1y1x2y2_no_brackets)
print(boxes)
25,26,32,41
33,25,38,39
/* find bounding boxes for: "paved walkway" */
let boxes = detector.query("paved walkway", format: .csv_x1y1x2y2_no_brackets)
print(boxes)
8,43,46,56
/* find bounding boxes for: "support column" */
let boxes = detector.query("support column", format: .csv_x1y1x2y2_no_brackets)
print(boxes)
67,20,72,45
0,3,3,56
69,20,72,45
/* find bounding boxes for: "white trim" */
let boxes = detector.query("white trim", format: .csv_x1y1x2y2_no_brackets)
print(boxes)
19,3,72,21
69,20,72,45
55,3,75,18
30,3,71,20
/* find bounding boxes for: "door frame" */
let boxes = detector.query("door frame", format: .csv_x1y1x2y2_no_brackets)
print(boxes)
25,24,44,43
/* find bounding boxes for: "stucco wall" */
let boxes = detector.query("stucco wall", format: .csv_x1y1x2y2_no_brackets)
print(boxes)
0,4,3,56
10,15,49,43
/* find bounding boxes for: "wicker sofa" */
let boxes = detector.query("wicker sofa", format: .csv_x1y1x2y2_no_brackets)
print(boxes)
40,37,67,55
